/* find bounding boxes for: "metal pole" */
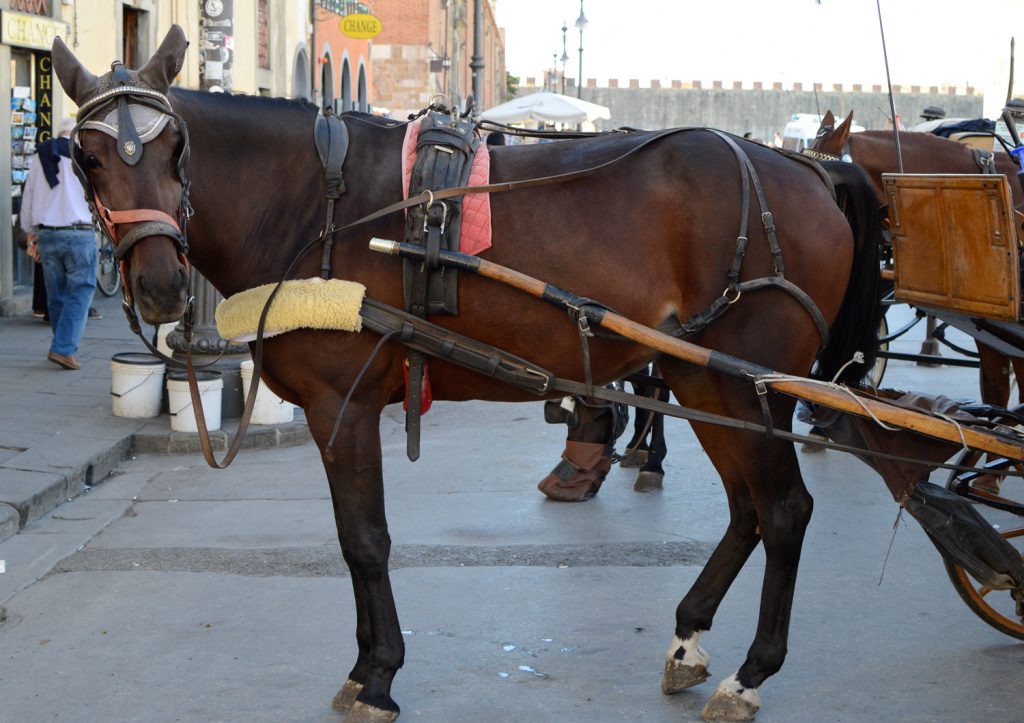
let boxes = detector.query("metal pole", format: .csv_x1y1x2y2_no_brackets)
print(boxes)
561,22,568,96
470,0,484,117
168,0,248,419
575,0,586,99
875,0,903,173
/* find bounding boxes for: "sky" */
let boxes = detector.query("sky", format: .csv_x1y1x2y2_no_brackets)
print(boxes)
494,0,1024,117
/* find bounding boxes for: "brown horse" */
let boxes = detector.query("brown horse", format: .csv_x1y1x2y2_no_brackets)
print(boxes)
53,28,882,722
812,110,1024,408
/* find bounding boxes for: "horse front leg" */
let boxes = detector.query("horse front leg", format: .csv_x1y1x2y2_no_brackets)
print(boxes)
310,400,403,722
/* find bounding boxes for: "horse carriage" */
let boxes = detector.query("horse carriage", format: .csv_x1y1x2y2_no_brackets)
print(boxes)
52,26,1024,722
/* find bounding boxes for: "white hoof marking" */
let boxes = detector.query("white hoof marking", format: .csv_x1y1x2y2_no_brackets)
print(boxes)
702,673,761,721
667,632,710,669
663,632,711,693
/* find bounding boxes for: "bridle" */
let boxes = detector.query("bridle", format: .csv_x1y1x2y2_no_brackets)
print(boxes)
70,61,194,305
802,125,848,162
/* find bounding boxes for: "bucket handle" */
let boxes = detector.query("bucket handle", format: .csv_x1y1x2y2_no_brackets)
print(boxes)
111,375,162,399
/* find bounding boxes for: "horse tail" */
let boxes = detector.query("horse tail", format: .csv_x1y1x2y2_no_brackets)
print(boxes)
812,160,882,386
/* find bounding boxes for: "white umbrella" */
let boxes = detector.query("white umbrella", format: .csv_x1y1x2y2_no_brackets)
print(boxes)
480,91,611,125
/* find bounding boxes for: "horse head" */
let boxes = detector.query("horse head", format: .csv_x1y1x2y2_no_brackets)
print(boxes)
811,110,855,158
53,26,191,325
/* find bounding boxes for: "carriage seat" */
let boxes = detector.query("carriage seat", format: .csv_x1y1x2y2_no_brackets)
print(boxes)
947,131,996,153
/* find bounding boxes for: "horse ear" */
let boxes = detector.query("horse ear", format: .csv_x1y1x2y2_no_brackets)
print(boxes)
137,24,188,92
820,110,836,131
51,35,100,105
835,111,855,142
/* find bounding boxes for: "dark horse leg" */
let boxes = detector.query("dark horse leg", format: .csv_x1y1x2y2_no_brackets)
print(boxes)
305,395,404,722
621,364,657,468
618,363,669,491
633,405,668,491
659,364,812,721
538,395,618,501
973,344,1024,494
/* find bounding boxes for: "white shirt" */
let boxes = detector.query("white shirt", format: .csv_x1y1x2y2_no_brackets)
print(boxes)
19,146,92,232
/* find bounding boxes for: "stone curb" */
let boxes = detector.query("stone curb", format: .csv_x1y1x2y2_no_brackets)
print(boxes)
0,419,310,546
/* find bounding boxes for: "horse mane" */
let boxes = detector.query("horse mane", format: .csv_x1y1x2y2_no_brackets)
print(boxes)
169,86,317,125
340,109,408,129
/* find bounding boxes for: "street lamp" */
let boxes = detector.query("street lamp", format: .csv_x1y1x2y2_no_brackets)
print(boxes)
560,22,569,96
575,0,587,99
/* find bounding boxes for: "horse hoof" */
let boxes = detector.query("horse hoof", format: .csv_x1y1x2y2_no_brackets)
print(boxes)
701,675,760,721
661,657,709,694
634,471,664,492
345,700,399,722
620,448,649,468
331,679,363,712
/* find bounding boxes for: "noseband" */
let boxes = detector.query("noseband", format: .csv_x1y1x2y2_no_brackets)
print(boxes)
70,62,193,299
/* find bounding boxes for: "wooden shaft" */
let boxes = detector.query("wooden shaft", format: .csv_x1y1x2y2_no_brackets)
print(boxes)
769,379,1024,460
369,238,1024,461
473,257,716,366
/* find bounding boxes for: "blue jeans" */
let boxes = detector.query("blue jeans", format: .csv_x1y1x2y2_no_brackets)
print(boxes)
38,229,97,357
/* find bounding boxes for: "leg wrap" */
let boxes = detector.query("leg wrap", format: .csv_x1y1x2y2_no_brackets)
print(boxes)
538,440,614,502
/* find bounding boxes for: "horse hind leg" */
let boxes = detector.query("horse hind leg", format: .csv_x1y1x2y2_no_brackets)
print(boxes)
662,445,760,697
659,366,813,721
701,439,814,722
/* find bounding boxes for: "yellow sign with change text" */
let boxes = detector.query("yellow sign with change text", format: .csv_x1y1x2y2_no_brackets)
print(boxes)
340,13,382,39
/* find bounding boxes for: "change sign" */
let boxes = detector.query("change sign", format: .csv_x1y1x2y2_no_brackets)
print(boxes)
340,13,381,39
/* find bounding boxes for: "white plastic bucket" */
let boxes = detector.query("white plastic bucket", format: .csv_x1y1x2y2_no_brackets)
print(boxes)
166,370,223,433
240,360,295,425
111,353,166,418
156,323,177,357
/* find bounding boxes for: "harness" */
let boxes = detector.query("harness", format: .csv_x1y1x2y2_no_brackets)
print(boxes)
73,74,837,468
399,103,482,458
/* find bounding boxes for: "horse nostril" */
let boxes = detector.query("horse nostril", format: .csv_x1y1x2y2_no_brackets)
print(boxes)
174,267,188,292
137,274,149,295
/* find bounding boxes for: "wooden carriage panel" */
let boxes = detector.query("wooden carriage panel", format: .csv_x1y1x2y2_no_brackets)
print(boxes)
883,173,1020,322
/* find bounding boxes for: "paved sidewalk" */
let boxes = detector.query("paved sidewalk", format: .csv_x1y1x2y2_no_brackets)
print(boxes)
0,292,309,545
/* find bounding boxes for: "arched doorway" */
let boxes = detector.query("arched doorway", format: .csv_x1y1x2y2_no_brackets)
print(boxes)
321,55,335,111
341,58,352,112
292,48,311,101
357,64,368,112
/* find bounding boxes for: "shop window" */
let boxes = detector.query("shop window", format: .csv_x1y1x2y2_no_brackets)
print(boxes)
9,50,35,288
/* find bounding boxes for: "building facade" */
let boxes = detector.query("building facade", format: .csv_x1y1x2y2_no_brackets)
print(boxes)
0,0,321,314
315,0,373,113
369,0,504,119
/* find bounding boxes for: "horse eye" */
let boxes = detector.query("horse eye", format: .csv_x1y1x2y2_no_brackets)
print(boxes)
84,154,102,170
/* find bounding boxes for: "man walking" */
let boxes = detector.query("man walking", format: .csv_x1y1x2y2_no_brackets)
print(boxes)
20,117,96,370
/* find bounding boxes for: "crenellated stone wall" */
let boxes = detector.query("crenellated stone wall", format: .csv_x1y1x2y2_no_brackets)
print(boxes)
521,79,985,137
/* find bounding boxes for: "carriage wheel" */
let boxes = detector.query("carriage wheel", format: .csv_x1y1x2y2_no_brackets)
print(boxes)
943,449,1024,641
868,313,888,387
96,236,121,297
